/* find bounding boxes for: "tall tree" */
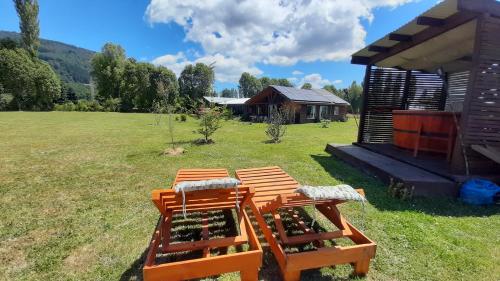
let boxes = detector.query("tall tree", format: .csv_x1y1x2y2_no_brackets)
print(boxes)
119,59,151,111
178,63,214,109
345,81,363,114
323,84,340,95
301,83,312,89
14,0,40,57
258,76,293,89
221,88,238,98
259,77,271,89
239,72,261,98
0,48,60,110
91,43,126,101
150,65,178,108
274,78,293,87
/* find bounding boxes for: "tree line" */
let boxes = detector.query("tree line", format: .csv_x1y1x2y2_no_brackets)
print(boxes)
0,0,363,113
0,0,61,111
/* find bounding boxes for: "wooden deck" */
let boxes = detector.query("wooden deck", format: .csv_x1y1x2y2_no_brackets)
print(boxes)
325,143,459,197
356,143,454,179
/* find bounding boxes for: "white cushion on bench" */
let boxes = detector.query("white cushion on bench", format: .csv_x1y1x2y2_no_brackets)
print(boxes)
174,177,241,193
296,184,365,202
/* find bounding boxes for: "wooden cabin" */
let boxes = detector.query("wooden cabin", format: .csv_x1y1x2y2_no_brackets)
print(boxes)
327,0,500,197
203,96,249,115
245,85,349,123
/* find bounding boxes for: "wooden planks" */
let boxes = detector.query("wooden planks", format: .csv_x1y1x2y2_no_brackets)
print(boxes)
235,166,299,207
455,14,500,173
144,168,263,281
326,143,459,197
236,166,377,280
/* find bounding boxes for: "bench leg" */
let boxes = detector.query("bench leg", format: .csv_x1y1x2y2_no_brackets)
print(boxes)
353,259,370,276
240,268,259,281
283,270,301,281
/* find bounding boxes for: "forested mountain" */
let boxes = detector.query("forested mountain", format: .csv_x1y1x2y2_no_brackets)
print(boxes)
0,30,94,98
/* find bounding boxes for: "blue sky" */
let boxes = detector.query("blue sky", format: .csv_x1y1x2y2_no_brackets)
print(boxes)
0,0,436,91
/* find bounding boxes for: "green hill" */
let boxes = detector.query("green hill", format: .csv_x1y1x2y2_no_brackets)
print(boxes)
0,30,95,99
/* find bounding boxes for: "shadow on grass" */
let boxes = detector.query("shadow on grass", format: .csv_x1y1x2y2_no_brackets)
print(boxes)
120,210,242,281
248,206,362,281
119,248,146,281
311,154,500,217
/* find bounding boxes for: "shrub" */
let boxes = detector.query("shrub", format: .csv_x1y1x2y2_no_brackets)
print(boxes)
321,119,331,128
265,108,287,143
180,114,187,122
197,107,222,143
54,101,76,111
88,100,103,112
75,100,89,112
102,98,121,112
0,93,14,111
222,107,233,120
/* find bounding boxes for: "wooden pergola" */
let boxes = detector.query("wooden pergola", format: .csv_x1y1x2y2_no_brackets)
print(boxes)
351,0,500,177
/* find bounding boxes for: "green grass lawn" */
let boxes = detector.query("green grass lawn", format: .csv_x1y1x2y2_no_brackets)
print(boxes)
0,112,498,281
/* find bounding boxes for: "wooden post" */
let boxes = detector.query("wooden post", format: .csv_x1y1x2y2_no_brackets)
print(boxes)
401,70,412,110
357,65,372,143
450,13,485,173
438,72,448,111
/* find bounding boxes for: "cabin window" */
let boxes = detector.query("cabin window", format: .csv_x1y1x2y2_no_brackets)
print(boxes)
333,106,339,116
306,105,317,119
319,106,329,120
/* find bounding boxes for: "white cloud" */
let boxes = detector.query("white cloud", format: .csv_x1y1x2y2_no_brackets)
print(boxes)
292,70,303,76
146,0,414,82
152,52,262,83
289,73,342,88
299,73,335,88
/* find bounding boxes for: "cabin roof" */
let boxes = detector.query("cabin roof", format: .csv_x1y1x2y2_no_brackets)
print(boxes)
203,96,249,105
246,85,349,105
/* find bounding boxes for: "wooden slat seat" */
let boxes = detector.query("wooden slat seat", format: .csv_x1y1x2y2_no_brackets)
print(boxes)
235,166,376,281
143,169,263,281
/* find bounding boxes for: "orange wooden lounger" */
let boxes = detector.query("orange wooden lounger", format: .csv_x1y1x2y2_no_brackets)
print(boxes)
143,169,263,281
235,166,376,281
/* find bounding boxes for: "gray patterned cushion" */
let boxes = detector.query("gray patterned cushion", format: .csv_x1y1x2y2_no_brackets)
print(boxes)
296,184,365,202
174,177,241,193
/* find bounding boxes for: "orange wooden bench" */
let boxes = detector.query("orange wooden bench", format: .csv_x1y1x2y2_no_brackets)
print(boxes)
235,166,376,281
143,169,263,281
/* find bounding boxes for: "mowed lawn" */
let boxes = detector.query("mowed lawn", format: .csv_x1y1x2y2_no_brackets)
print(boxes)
0,112,498,281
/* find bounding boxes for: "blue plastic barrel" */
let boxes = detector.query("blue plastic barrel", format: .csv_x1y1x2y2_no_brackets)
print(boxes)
460,179,500,205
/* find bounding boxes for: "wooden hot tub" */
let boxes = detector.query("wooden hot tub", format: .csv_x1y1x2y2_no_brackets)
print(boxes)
393,110,459,158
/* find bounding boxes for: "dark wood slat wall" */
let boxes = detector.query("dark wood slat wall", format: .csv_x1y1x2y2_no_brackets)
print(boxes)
457,14,500,173
406,72,445,110
446,71,470,112
359,67,407,143
359,67,445,144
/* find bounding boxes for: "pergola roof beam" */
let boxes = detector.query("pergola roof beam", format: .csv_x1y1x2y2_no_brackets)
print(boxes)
367,11,478,66
389,33,413,42
368,45,391,53
417,16,445,26
351,56,371,65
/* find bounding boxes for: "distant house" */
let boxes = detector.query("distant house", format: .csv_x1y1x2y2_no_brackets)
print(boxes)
245,86,349,123
203,96,250,115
